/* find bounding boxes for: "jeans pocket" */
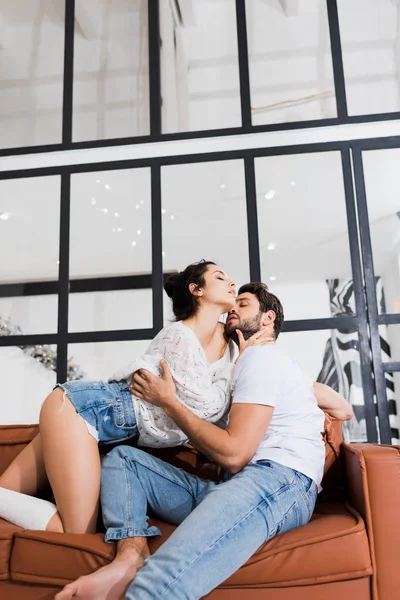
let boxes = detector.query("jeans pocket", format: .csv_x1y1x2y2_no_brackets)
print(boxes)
294,470,313,492
274,501,302,537
112,394,137,430
306,484,318,521
256,460,295,487
302,482,317,522
293,472,316,524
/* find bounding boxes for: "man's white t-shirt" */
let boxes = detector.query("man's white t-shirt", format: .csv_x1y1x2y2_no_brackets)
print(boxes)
231,344,326,490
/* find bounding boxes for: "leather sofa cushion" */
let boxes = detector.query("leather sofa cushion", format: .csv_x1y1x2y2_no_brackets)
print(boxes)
0,519,23,580
9,503,371,589
222,502,372,588
0,425,38,480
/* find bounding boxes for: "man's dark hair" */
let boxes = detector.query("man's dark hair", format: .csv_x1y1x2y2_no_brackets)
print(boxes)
238,282,284,339
164,260,216,321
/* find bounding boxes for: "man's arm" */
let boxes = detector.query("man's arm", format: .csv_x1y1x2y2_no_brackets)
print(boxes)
130,360,273,474
313,382,354,421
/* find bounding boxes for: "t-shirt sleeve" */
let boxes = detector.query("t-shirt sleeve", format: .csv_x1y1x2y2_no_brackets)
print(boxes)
232,346,281,408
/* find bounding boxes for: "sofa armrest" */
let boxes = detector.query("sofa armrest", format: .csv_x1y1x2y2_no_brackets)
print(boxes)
342,442,400,600
0,424,39,476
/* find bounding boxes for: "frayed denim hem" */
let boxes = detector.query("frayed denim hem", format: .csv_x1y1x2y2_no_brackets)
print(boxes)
104,525,162,543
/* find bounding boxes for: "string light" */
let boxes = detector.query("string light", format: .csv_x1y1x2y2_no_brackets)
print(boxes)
0,316,84,380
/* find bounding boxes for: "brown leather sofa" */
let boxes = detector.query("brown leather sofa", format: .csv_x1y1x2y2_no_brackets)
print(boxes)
0,419,399,600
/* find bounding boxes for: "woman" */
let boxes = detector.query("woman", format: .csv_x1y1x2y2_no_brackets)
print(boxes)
0,261,269,535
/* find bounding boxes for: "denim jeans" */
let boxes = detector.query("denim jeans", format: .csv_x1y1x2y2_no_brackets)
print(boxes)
54,380,138,443
101,446,317,600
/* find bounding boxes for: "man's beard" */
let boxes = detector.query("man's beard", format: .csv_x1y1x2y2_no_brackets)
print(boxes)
225,312,262,346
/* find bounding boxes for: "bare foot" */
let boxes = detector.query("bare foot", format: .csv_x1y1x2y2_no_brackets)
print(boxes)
55,551,145,600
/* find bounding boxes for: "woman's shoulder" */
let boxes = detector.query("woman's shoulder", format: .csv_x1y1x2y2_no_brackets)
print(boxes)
152,320,190,343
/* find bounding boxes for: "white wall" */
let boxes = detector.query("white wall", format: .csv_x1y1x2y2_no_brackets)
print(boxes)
0,346,56,424
0,289,153,424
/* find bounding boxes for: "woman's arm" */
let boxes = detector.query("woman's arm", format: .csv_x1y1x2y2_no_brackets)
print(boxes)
144,325,232,423
131,360,274,473
313,382,354,421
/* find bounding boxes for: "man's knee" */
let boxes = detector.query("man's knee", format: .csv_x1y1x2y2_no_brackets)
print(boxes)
103,444,145,467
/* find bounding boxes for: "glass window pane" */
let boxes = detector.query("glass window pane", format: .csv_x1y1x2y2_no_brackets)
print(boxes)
279,329,365,442
246,0,336,126
0,295,58,336
161,0,241,133
0,1,65,148
362,149,400,316
393,372,400,444
380,325,400,445
161,160,250,291
69,289,152,333
255,152,354,320
0,345,57,423
69,168,152,331
68,340,150,381
0,177,60,334
73,0,149,141
337,0,400,116
382,324,400,363
163,290,174,327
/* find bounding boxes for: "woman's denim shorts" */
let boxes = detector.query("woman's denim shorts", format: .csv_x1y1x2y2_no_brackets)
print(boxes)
54,380,138,444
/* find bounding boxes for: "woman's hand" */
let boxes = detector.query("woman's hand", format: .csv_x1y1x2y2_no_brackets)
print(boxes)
236,329,274,361
129,360,177,408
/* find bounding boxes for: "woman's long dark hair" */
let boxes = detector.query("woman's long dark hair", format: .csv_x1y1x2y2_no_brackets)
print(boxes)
164,260,216,320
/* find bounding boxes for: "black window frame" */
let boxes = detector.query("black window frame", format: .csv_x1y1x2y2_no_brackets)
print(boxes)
1,137,400,443
1,0,400,157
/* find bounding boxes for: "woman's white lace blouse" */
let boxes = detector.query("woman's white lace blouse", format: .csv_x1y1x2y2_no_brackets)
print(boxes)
109,321,236,447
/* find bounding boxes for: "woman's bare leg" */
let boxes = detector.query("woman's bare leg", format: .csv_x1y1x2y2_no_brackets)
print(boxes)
0,433,48,495
0,433,64,532
39,388,101,534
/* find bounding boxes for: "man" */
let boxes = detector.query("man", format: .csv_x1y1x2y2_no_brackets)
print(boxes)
56,283,352,600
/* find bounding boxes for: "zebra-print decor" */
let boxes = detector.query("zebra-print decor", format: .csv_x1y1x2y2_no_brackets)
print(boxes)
317,278,399,444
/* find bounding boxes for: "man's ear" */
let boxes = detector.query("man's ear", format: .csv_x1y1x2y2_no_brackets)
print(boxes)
189,283,202,297
261,310,276,327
